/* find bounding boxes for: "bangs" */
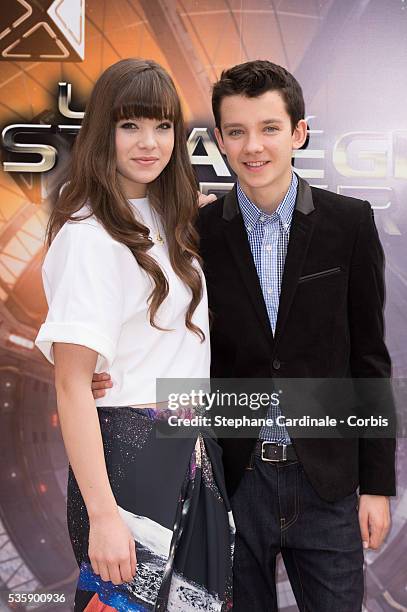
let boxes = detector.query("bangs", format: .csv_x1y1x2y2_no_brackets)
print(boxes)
112,69,179,123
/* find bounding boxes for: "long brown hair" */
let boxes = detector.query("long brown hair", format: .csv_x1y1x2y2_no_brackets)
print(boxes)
47,58,204,340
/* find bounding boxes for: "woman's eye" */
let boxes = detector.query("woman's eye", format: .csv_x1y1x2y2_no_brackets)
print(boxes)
158,122,172,130
121,122,137,129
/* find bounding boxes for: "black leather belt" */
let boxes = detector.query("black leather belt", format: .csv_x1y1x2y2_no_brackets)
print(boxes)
254,440,298,462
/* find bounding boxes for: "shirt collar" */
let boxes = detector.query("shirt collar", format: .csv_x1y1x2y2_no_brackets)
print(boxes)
237,172,298,234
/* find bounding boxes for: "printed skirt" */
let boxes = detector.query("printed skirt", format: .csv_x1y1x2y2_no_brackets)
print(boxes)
67,406,234,611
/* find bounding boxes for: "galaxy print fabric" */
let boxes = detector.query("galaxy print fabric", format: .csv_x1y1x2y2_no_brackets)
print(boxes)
67,406,234,611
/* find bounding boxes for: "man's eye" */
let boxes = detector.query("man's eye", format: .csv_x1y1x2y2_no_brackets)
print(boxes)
265,126,278,133
228,130,242,136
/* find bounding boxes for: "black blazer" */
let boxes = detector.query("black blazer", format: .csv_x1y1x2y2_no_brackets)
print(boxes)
198,176,396,502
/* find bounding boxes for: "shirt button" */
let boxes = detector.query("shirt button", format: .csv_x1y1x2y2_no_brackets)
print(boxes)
265,244,272,251
267,288,273,295
247,225,252,232
272,359,281,370
260,216,265,222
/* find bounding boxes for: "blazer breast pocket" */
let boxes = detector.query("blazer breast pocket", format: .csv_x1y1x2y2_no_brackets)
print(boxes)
298,266,342,283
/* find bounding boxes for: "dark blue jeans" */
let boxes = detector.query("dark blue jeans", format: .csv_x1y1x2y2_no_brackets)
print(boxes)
230,456,364,611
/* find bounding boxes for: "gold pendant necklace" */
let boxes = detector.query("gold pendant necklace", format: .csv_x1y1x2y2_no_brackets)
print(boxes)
150,206,164,245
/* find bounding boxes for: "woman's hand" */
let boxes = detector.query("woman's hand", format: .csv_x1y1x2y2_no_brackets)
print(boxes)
89,510,137,585
53,343,133,581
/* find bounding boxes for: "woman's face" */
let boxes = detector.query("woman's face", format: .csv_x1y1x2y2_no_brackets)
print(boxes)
115,117,175,199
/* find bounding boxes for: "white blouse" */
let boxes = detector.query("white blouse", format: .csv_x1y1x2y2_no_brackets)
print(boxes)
35,198,210,406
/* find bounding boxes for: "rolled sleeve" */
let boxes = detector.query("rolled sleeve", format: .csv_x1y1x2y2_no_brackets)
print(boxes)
35,220,125,371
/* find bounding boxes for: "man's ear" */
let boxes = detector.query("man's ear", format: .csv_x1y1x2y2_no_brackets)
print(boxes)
214,127,226,155
292,119,308,151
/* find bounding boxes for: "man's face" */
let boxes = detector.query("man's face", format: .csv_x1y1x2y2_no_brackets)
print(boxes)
214,90,307,202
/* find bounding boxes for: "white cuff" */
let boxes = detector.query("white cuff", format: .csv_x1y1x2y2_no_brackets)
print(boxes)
35,322,115,372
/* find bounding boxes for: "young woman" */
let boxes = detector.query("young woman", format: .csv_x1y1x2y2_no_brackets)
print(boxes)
35,58,233,612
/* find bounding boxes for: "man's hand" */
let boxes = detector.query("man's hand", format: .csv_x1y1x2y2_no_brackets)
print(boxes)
197,191,217,208
358,494,391,550
91,372,112,399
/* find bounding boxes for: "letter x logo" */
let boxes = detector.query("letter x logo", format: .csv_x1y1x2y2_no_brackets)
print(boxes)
0,0,85,62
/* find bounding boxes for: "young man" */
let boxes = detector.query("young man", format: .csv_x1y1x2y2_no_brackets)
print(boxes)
92,61,395,611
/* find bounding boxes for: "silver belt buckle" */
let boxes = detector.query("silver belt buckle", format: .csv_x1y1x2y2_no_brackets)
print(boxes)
261,441,287,462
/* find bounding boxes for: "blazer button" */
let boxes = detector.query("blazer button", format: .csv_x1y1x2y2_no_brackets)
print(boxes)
272,359,281,370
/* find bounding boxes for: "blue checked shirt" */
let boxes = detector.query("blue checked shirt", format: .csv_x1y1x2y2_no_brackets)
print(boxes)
237,172,298,444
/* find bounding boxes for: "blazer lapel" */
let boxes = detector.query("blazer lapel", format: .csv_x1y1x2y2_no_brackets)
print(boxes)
222,186,273,343
274,177,316,344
